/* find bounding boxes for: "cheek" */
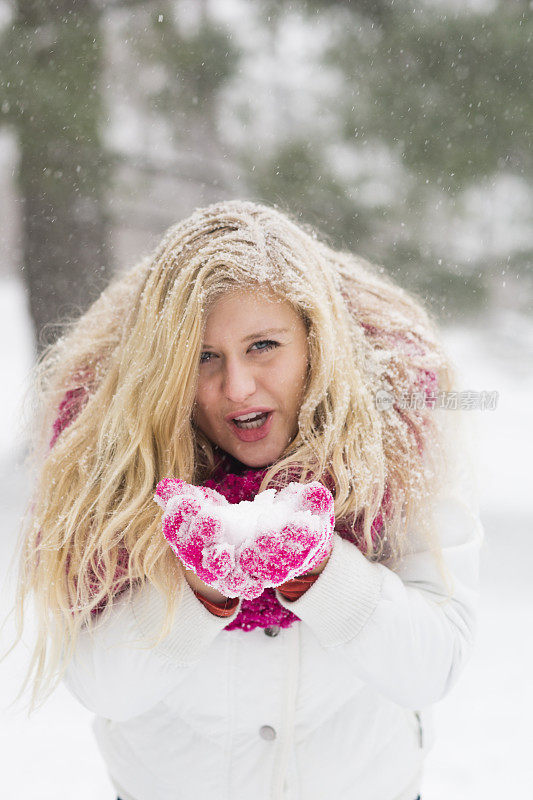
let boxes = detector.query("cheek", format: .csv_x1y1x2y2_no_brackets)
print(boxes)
273,351,307,393
194,377,213,408
193,405,216,439
193,386,210,424
292,350,309,389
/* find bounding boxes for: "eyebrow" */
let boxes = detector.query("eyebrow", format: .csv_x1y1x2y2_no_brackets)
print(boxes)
202,327,289,349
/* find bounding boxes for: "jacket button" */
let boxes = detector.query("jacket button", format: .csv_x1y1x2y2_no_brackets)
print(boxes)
264,626,280,637
259,725,277,740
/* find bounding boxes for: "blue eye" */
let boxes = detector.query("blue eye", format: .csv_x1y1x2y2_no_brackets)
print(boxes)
251,339,278,353
200,340,279,364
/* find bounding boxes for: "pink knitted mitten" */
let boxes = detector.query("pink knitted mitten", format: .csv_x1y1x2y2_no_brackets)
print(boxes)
154,478,335,600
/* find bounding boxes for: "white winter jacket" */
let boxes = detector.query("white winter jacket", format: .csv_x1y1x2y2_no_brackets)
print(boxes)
64,414,483,800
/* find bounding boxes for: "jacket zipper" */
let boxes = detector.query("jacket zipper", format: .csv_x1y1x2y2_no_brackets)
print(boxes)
414,711,423,749
272,625,300,799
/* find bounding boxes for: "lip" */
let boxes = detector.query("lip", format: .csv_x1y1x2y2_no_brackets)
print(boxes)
225,407,274,423
227,410,274,443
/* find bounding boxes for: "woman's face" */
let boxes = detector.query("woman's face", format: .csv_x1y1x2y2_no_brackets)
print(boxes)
193,287,310,468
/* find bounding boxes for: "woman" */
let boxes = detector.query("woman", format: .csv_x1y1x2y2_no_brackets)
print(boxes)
14,200,482,800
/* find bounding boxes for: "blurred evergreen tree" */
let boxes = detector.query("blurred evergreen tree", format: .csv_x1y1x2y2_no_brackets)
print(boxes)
2,0,530,339
0,0,111,351
240,0,532,318
126,0,241,187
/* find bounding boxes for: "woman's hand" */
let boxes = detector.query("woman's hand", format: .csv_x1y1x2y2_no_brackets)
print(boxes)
183,567,231,604
303,549,331,576
154,477,335,601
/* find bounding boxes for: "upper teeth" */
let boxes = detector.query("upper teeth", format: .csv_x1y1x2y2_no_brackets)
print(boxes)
234,412,266,421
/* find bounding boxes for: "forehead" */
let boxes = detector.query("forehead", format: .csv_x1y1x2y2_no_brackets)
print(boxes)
203,288,299,332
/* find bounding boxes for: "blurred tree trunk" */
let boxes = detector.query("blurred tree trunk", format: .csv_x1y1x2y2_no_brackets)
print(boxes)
12,0,110,353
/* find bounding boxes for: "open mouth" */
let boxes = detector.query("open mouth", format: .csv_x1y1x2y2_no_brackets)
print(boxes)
232,412,271,430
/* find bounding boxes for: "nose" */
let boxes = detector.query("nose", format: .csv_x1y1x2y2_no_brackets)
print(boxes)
222,357,257,403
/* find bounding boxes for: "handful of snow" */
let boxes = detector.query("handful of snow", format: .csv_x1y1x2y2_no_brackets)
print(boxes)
154,478,335,600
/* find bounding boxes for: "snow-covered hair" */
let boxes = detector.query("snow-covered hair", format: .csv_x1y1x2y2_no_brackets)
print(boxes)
12,199,456,708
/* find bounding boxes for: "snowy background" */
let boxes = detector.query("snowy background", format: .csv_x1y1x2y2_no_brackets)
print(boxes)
1,274,532,798
1,0,532,795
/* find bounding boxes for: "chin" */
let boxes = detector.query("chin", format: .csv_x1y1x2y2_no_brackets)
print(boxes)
235,446,279,469
237,454,273,469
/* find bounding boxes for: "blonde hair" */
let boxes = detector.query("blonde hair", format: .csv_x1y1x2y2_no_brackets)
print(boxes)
11,199,457,709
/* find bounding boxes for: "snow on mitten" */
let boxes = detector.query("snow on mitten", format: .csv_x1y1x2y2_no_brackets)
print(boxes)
237,482,334,586
154,478,335,600
154,478,229,582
